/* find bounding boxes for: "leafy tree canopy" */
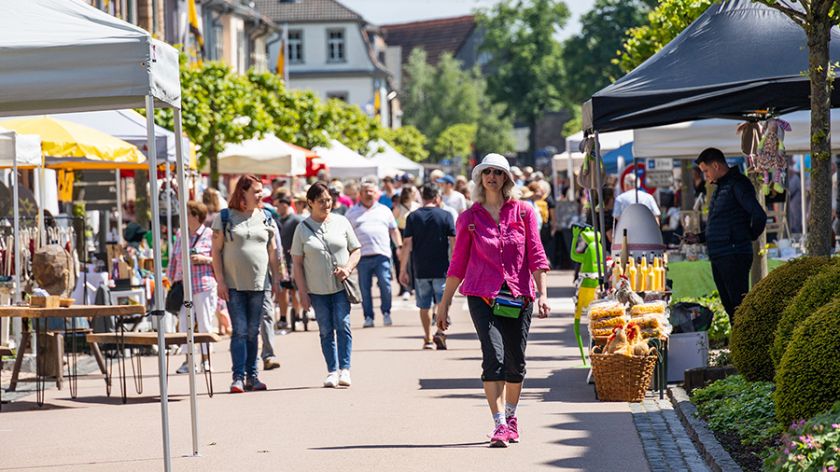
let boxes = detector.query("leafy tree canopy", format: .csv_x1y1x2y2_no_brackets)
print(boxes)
382,125,429,162
433,123,477,158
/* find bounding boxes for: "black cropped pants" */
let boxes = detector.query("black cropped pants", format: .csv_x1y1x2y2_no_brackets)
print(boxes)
467,296,533,383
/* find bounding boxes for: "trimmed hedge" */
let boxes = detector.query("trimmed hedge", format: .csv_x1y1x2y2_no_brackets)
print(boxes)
771,262,840,370
730,257,833,382
774,299,840,425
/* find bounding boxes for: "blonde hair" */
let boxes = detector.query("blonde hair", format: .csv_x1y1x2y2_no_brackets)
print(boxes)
471,172,518,204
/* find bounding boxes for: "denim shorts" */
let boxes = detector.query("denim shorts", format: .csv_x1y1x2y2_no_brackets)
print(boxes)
414,277,446,309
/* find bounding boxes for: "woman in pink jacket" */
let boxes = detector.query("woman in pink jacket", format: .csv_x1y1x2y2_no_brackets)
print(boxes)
436,153,551,448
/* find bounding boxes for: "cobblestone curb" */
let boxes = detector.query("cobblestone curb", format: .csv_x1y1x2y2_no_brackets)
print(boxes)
668,386,742,472
630,394,710,472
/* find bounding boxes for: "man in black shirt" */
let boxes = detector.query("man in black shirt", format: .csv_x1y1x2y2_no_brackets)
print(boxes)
273,194,303,329
399,184,456,350
685,148,766,323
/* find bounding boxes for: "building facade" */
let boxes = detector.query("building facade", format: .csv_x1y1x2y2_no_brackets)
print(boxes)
254,0,395,127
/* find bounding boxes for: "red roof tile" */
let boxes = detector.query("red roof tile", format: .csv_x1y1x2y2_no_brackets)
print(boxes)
381,15,476,66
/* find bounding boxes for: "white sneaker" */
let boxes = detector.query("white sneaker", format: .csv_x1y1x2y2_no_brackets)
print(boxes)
338,369,351,387
363,318,374,328
324,371,339,388
383,314,393,326
401,292,410,301
176,361,192,374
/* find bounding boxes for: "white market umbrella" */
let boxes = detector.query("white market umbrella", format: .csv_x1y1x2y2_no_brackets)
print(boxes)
313,139,379,178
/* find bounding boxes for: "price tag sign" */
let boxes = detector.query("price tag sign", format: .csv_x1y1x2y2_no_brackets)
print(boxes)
646,171,674,187
646,158,674,171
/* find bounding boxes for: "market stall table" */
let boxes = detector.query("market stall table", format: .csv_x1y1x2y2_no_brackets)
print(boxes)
0,304,145,408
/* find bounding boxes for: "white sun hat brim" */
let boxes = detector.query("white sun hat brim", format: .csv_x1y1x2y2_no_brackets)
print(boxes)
471,153,514,184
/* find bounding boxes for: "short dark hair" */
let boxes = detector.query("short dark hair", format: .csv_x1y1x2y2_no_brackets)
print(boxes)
420,183,440,202
695,147,727,166
306,182,330,202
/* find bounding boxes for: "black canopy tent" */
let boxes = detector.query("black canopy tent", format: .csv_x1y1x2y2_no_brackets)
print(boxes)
579,0,840,288
582,0,840,133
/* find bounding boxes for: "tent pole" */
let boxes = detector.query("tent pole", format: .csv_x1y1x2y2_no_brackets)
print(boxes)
12,134,21,305
146,96,173,472
175,110,200,456
634,157,639,204
115,169,123,244
567,148,575,201
800,154,807,239
593,132,608,290
38,167,46,247
165,161,173,255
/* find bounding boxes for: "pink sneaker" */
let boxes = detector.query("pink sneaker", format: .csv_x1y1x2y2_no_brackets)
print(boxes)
489,424,510,448
506,416,519,443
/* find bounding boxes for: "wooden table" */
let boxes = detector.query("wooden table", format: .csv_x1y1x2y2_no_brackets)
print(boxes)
0,304,146,407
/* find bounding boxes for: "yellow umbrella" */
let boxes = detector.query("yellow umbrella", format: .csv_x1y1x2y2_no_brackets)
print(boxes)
0,116,146,169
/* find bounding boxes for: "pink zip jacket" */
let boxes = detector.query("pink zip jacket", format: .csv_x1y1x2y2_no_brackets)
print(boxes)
447,199,549,299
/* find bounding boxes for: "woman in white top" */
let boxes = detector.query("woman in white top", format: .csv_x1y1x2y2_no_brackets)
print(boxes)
291,182,361,388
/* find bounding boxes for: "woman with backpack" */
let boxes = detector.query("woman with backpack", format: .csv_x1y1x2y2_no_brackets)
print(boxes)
436,154,551,448
211,175,283,394
291,182,361,388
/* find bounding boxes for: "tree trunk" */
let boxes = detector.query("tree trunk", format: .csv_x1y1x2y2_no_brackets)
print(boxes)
806,20,833,256
209,148,219,190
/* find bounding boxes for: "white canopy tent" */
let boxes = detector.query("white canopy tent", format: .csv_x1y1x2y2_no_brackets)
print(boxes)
366,139,425,179
553,129,634,200
632,109,840,159
217,134,307,175
314,139,380,178
0,1,190,470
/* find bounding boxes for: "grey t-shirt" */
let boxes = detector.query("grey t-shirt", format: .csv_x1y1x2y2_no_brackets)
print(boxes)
290,214,361,295
211,208,276,291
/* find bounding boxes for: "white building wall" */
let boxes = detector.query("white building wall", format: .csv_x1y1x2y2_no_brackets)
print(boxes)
290,76,373,110
267,22,373,73
222,15,246,73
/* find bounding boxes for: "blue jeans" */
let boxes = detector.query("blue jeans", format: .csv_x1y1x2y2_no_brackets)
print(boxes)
228,290,270,380
309,290,352,373
357,254,392,320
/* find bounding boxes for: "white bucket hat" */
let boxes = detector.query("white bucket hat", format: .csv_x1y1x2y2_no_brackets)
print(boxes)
471,153,514,184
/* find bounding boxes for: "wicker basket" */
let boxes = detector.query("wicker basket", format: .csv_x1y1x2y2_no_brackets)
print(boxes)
590,347,658,402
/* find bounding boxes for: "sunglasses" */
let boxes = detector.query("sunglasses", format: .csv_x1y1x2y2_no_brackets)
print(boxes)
481,168,505,176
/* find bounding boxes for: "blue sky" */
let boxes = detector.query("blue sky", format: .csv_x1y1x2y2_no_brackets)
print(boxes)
342,0,596,40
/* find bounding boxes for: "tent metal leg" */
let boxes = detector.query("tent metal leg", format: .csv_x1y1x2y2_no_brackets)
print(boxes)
174,110,201,456
115,169,123,244
146,96,172,472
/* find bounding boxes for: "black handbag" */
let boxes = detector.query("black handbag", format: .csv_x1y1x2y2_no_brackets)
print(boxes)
302,220,362,304
165,228,204,313
165,281,184,313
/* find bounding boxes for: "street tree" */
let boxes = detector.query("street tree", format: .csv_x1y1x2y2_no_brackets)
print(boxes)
401,48,512,160
433,123,477,159
382,125,429,162
616,0,712,73
757,0,838,256
562,0,654,104
478,0,570,155
155,60,266,188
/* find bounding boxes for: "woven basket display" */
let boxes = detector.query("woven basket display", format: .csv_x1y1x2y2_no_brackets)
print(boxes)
590,347,658,402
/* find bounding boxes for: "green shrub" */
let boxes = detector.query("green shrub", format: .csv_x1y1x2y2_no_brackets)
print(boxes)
691,374,780,446
774,299,840,425
771,262,840,370
764,401,840,472
730,257,833,382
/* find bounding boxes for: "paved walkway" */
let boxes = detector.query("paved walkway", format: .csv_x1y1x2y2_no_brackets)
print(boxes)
0,272,672,471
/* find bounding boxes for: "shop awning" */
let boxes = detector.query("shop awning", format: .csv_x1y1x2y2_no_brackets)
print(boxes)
217,134,306,175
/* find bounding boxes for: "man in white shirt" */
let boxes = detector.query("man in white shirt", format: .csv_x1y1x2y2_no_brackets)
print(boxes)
346,178,403,328
613,173,661,224
437,175,467,214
